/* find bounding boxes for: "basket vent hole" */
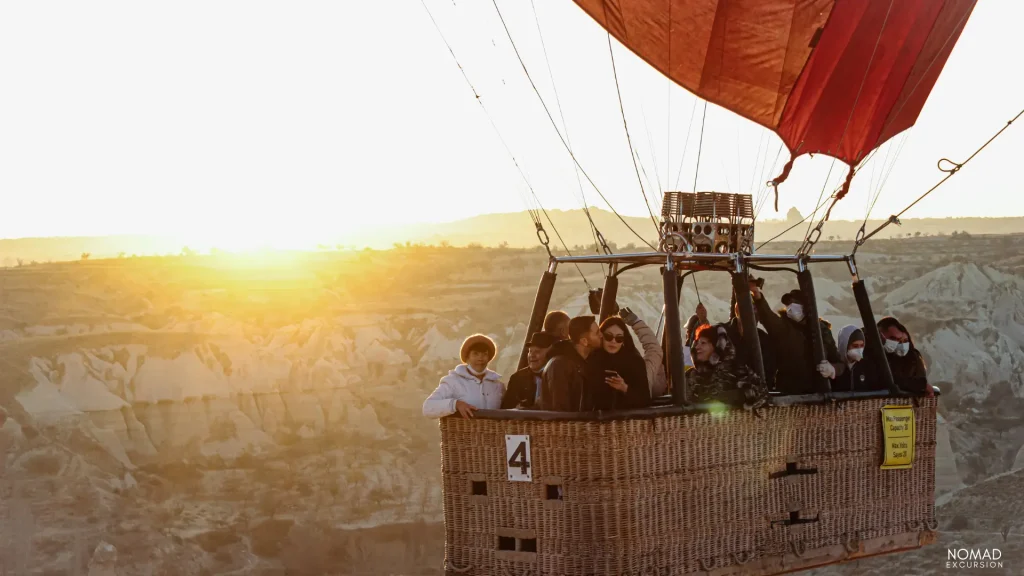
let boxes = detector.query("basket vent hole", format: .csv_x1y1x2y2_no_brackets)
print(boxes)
545,484,562,500
471,481,487,496
498,537,516,551
521,538,537,553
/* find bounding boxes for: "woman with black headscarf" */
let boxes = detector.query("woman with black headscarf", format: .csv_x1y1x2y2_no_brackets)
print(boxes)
587,316,651,410
877,316,929,394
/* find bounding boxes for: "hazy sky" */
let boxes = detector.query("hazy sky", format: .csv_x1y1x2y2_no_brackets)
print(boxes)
1,1,1021,248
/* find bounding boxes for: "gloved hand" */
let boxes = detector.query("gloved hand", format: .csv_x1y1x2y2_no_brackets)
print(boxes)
619,307,639,325
817,361,836,380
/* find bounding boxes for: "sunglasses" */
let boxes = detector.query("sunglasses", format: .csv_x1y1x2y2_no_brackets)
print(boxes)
603,333,625,343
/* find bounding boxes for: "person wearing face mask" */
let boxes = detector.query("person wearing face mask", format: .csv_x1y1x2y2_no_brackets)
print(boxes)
586,316,651,410
423,334,505,419
751,285,840,394
877,316,929,394
834,325,881,392
689,323,767,410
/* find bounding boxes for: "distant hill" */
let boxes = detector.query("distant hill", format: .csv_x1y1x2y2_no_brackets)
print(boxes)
1,208,1023,263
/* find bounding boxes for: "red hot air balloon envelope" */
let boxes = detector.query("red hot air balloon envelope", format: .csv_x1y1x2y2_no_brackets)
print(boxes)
572,0,977,211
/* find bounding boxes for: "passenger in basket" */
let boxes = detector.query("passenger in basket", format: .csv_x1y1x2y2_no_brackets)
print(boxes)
501,331,556,409
618,306,666,397
689,323,767,410
835,325,877,392
422,334,505,419
684,302,709,347
587,316,651,410
543,310,571,341
751,284,840,394
724,300,777,391
877,316,930,395
540,315,601,412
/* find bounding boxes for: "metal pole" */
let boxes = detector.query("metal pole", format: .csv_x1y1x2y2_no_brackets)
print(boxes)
732,256,766,385
518,261,557,371
796,258,831,394
598,264,619,322
663,258,687,406
848,258,901,394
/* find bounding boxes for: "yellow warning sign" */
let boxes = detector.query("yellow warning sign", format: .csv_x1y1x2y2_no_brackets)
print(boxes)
880,405,915,469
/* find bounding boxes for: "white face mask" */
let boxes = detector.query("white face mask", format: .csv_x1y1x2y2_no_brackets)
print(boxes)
896,342,911,357
883,338,899,353
786,303,805,323
847,347,864,363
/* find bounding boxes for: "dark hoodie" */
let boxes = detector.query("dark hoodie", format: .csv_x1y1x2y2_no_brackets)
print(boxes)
540,340,593,412
877,316,928,393
586,320,651,410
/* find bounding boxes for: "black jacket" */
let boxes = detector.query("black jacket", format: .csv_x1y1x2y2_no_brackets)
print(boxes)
724,318,777,391
501,367,543,409
754,297,839,394
834,356,884,392
886,348,929,393
586,347,651,411
540,341,593,412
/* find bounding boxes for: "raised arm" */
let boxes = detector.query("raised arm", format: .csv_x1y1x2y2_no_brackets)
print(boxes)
621,308,665,394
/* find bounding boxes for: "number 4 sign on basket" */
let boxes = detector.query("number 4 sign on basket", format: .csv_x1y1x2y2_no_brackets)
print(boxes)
505,435,531,482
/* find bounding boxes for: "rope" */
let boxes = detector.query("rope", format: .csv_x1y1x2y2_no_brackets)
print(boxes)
756,194,835,251
754,142,785,219
490,0,657,251
672,98,699,190
857,107,1024,247
605,28,662,239
420,0,592,287
529,0,610,272
640,103,665,202
692,101,708,191
799,156,839,254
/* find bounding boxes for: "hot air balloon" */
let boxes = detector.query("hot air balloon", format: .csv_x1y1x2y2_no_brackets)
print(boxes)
573,0,978,211
416,1,997,574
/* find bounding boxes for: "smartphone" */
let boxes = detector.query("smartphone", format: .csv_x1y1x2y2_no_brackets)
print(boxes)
604,370,619,378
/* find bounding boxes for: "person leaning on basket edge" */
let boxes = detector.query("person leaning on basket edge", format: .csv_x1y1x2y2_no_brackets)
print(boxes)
423,334,505,419
501,331,556,409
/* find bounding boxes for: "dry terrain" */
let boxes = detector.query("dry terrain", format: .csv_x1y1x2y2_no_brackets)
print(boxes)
1,232,1024,574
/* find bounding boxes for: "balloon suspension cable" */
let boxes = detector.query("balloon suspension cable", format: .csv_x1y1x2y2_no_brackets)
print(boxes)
490,0,657,251
529,0,609,276
605,27,662,240
692,274,701,304
693,101,708,191
856,107,1024,252
672,98,699,191
756,193,835,251
420,0,592,288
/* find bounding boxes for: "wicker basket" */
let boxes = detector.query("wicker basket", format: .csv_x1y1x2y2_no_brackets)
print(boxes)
439,397,937,575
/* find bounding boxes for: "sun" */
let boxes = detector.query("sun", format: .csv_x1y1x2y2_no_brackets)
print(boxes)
180,224,328,254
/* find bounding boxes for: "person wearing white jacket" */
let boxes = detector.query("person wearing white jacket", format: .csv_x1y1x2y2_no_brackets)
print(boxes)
423,334,505,419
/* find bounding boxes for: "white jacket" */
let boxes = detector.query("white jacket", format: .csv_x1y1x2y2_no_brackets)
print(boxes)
422,364,505,418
